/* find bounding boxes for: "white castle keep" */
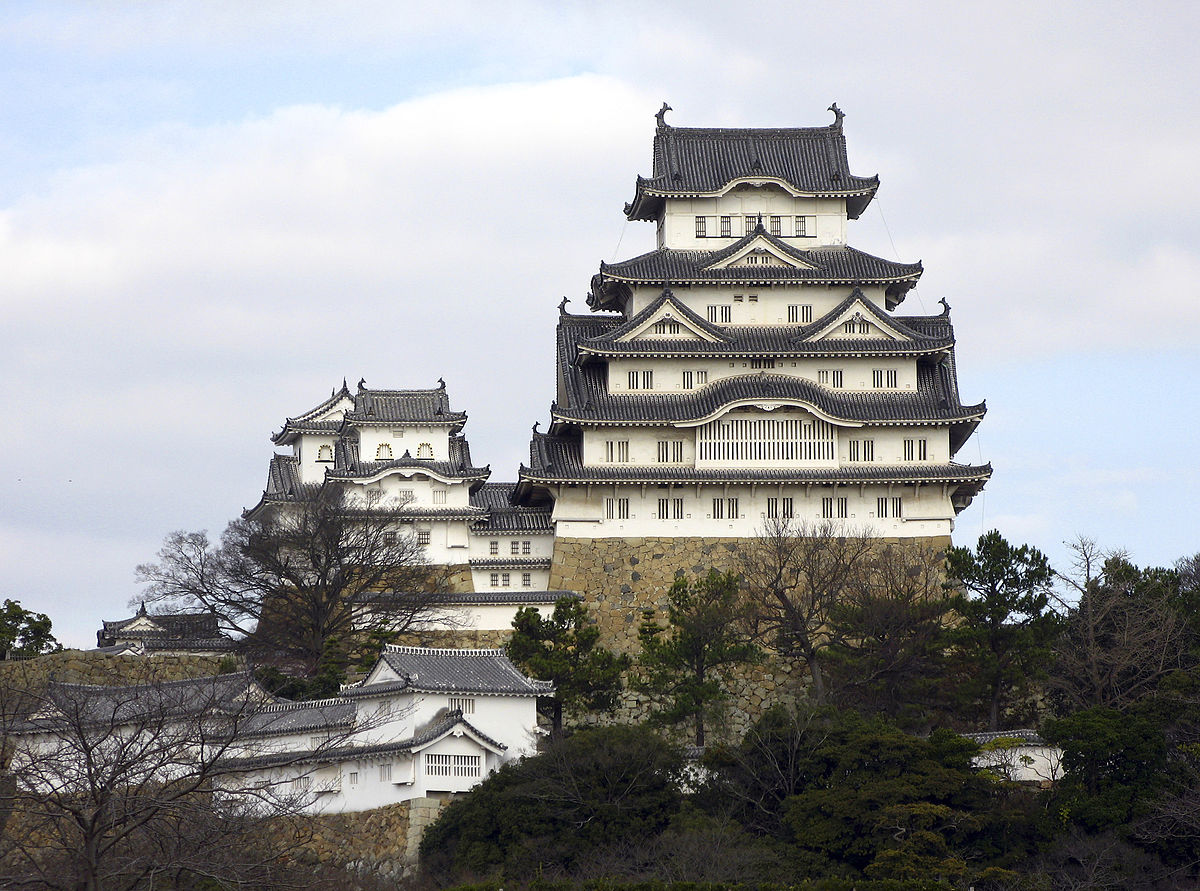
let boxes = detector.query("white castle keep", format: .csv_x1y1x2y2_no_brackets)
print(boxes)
249,104,990,608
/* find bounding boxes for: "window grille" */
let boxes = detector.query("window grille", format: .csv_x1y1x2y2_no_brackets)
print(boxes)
425,753,481,778
713,497,739,519
767,497,778,518
349,771,358,785
605,498,630,520
490,572,499,587
317,444,333,461
847,440,874,462
658,497,670,520
682,370,694,389
745,215,759,235
877,497,888,518
672,497,684,519
489,540,498,554
501,572,510,587
522,572,532,587
416,443,433,458
822,497,834,519
522,540,531,554
770,215,781,236
449,697,476,714
511,541,521,555
697,416,835,462
782,497,794,519
432,489,446,504
696,370,708,384
751,358,775,369
379,764,392,782
416,530,430,545
695,216,707,238
376,442,393,460
643,370,653,389
838,497,849,518
795,216,807,236
653,319,680,335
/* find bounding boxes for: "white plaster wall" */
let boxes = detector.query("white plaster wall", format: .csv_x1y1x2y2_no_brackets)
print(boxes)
419,600,553,630
469,534,555,560
658,192,847,249
549,482,955,538
626,283,887,319
294,433,339,485
605,356,917,393
356,425,452,462
467,569,553,594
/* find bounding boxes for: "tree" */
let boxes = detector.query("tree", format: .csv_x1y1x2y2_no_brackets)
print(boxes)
824,543,959,731
137,486,447,679
635,570,761,746
737,517,874,704
0,599,60,660
1050,538,1194,712
505,596,630,738
0,663,347,891
418,725,684,884
944,530,1060,730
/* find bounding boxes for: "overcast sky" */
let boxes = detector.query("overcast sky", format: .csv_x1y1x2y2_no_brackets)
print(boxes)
2,1,1197,648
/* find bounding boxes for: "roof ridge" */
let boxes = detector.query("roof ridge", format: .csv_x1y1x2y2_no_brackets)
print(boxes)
383,645,506,656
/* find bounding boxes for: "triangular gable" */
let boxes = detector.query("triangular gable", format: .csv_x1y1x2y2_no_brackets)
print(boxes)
704,234,816,271
410,717,507,756
800,290,925,343
585,289,732,347
120,616,166,634
617,295,722,343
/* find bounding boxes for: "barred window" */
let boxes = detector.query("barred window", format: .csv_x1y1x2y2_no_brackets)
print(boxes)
847,439,874,462
821,497,834,519
744,215,759,235
522,540,531,554
682,370,694,390
416,442,433,458
751,358,776,369
490,572,499,587
522,572,532,587
501,572,510,587
376,442,393,460
706,305,732,323
783,497,794,519
769,215,781,236
489,540,499,554
795,216,808,236
416,530,430,546
511,541,521,555
672,497,684,519
426,753,481,778
695,216,707,238
317,444,333,462
767,497,779,519
903,438,928,461
431,488,446,504
653,319,681,335
605,498,630,520
605,441,629,463
379,764,392,782
449,697,475,714
720,215,731,237
837,497,848,519
697,415,835,463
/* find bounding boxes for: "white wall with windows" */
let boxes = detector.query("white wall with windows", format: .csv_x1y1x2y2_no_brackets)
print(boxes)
354,425,453,463
603,355,917,394
656,190,848,250
624,283,891,320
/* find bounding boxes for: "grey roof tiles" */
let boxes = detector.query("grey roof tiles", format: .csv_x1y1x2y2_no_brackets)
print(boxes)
378,646,553,696
626,120,879,221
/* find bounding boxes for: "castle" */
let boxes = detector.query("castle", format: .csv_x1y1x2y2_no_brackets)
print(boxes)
247,104,990,643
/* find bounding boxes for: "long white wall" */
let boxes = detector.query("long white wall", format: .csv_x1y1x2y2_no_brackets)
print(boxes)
658,190,848,249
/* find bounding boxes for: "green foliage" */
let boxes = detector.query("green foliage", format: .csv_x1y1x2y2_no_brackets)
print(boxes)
1043,705,1168,832
0,599,60,659
419,725,684,884
635,571,760,745
506,596,631,736
823,545,959,731
944,530,1060,730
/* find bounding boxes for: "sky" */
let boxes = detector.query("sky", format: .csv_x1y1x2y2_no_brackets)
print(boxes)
1,1,1198,649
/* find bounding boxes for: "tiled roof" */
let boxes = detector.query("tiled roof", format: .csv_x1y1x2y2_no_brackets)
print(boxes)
626,115,879,221
343,383,467,426
576,291,953,361
470,483,555,533
468,558,553,569
260,454,320,503
379,647,553,696
590,236,921,311
241,699,356,737
26,672,264,730
552,369,985,427
101,611,220,639
963,729,1047,746
271,382,354,444
325,457,490,483
435,591,580,605
216,710,505,771
521,432,991,489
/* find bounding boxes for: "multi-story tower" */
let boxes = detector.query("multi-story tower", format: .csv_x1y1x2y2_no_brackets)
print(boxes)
249,380,557,598
516,106,990,540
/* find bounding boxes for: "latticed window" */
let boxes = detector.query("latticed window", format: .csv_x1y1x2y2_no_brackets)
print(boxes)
416,443,433,458
847,439,875,462
697,416,835,463
376,442,393,460
872,369,898,388
317,444,333,462
489,540,498,554
522,572,532,587
720,215,731,237
653,319,680,335
903,438,928,461
416,530,430,546
432,488,446,504
449,697,475,714
425,753,481,778
711,497,739,520
795,216,807,236
751,358,776,369
522,540,531,554
695,216,707,238
770,215,781,236
605,498,630,520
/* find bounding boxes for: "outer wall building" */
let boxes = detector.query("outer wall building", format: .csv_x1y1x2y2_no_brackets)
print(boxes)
250,106,990,724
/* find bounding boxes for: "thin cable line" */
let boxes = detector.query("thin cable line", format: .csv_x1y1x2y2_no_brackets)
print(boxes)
875,200,925,314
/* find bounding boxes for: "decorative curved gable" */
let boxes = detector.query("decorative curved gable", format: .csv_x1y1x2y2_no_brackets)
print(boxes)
583,289,733,349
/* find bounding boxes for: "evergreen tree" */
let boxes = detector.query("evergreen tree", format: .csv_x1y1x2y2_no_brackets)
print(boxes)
505,595,630,737
945,530,1059,730
635,570,760,746
0,600,59,660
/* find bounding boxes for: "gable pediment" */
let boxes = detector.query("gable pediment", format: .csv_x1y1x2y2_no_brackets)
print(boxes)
704,236,816,272
121,616,165,633
616,298,722,344
804,294,913,343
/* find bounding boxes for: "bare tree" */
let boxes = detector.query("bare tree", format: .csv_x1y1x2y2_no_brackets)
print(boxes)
736,518,874,704
1049,538,1193,712
0,663,355,891
137,487,451,678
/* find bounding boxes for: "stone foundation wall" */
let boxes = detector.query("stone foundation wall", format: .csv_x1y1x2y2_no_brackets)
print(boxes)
0,650,231,690
391,628,511,650
549,534,952,742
